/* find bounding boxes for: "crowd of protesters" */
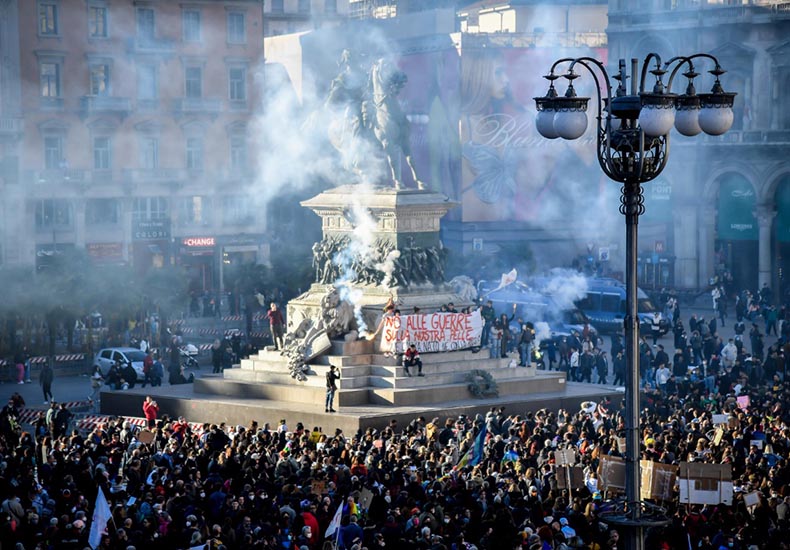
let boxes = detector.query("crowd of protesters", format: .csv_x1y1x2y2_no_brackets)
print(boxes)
1,288,790,550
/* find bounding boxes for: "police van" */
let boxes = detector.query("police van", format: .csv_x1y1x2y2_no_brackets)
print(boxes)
572,277,670,334
478,281,597,343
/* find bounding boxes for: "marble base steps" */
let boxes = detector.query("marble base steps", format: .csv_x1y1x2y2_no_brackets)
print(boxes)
200,338,567,406
201,366,565,406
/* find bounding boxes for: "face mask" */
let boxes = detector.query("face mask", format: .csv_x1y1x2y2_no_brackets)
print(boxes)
384,496,391,503
200,492,205,498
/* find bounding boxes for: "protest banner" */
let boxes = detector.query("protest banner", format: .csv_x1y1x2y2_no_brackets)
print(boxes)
380,310,483,354
678,462,733,505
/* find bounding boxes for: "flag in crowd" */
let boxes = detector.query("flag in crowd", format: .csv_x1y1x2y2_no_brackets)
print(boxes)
456,426,487,469
502,448,519,465
89,488,111,549
325,502,343,538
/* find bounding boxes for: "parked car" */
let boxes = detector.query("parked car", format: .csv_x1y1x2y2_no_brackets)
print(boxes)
93,347,148,380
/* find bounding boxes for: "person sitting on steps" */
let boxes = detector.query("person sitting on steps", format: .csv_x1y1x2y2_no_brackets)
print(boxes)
403,343,423,377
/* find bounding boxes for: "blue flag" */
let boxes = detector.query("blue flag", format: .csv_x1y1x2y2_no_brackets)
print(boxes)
456,426,487,469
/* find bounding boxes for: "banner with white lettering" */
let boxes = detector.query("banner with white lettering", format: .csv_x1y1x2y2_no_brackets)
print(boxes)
379,311,483,354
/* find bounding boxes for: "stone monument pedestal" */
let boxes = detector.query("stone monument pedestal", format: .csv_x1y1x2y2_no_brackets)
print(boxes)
288,185,466,334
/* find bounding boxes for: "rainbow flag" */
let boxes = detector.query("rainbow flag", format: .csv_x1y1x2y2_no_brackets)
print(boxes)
456,426,487,469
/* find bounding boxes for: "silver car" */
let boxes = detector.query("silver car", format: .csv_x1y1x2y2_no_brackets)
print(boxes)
93,347,148,380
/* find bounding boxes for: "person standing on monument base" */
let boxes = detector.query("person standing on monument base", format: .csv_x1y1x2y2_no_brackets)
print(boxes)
325,364,339,413
267,303,285,351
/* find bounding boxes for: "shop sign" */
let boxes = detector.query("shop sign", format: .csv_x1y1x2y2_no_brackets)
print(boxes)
182,237,216,247
133,219,171,241
86,242,123,260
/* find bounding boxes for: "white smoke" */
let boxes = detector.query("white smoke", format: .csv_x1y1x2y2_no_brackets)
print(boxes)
541,269,589,310
374,249,401,288
332,196,379,334
534,320,552,351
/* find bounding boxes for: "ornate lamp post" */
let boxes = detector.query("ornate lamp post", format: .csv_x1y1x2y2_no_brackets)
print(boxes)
534,54,735,550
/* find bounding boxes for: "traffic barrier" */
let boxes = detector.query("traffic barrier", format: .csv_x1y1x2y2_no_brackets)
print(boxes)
17,400,93,425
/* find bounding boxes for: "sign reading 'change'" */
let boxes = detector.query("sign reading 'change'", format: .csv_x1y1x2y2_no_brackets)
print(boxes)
380,310,483,354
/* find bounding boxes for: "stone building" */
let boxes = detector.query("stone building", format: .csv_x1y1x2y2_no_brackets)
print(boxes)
0,0,269,296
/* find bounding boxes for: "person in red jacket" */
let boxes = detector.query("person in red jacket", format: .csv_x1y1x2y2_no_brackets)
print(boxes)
403,343,423,377
142,395,159,429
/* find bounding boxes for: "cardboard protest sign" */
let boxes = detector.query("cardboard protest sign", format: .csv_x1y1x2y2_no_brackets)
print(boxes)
554,448,576,466
711,414,729,425
311,480,327,496
555,465,585,490
380,310,483,354
743,491,761,508
678,462,733,505
597,455,626,494
358,488,374,510
137,429,155,445
640,460,677,501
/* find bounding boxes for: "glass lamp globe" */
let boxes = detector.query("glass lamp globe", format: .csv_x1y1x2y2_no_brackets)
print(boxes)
639,106,676,137
699,106,734,136
536,110,559,139
553,111,588,140
674,108,702,136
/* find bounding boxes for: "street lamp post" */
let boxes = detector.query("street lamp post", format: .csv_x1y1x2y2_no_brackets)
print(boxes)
534,54,735,550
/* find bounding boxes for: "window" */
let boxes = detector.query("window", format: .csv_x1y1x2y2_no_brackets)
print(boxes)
229,67,246,101
325,0,337,14
44,136,63,169
227,12,246,43
183,9,201,42
137,8,155,42
271,0,284,13
230,136,247,171
39,2,59,35
40,62,61,97
299,0,311,13
140,137,159,169
35,199,72,229
222,195,254,225
132,197,168,222
93,137,111,169
600,294,621,313
185,67,202,98
180,196,211,225
137,65,157,100
86,198,119,225
89,64,110,96
88,6,108,38
186,137,204,171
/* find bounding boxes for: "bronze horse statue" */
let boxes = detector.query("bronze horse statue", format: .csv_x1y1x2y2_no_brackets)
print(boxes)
369,58,425,190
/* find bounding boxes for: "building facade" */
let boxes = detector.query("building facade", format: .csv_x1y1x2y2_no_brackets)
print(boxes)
262,0,347,36
606,0,790,296
2,0,270,296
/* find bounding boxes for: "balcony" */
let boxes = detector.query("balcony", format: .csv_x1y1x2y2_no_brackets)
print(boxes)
172,98,222,117
27,169,88,186
123,168,188,185
125,36,175,55
80,96,131,118
0,117,24,139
